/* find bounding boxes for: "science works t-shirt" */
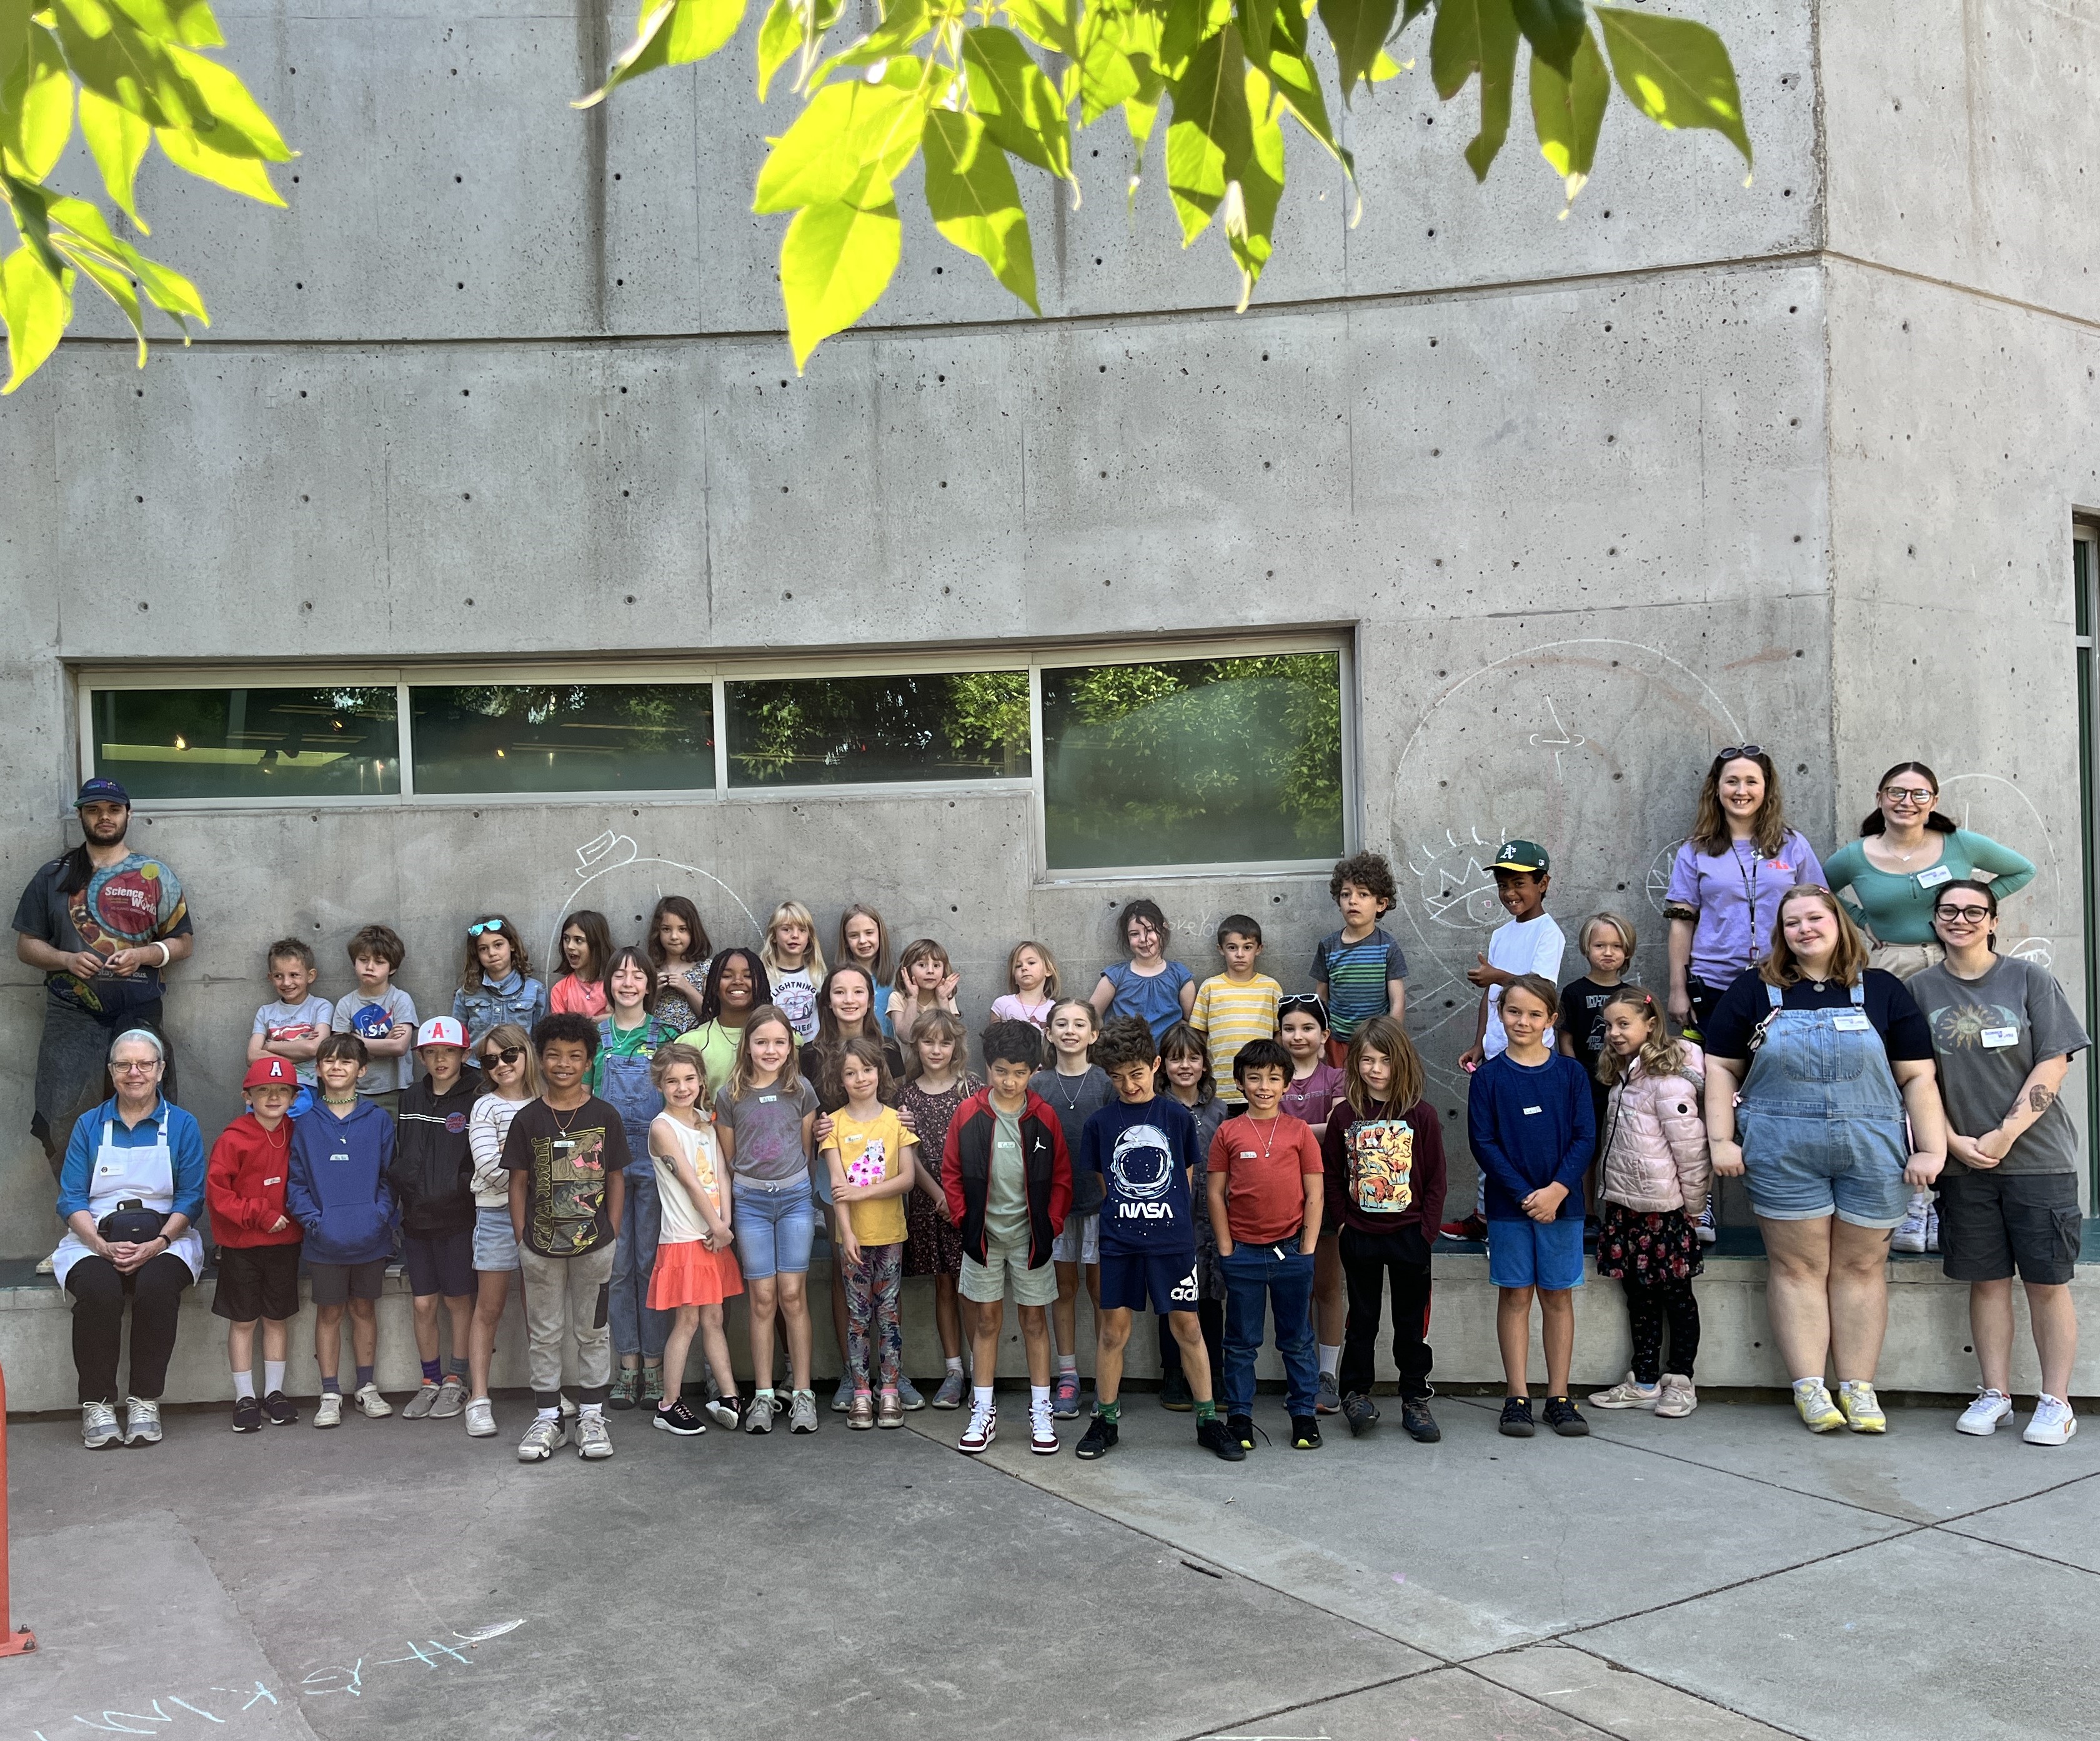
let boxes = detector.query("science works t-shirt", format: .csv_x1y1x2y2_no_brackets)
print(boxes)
499,1095,632,1259
12,852,192,1017
1077,1097,1199,1257
1909,957,2089,1176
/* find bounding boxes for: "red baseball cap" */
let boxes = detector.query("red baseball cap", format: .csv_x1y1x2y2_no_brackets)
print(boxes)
242,1056,299,1090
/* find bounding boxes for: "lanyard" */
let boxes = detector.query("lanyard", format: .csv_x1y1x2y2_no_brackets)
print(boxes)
1732,842,1764,971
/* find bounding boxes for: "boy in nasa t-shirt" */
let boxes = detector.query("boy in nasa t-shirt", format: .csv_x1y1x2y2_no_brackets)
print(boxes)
1070,1017,1243,1464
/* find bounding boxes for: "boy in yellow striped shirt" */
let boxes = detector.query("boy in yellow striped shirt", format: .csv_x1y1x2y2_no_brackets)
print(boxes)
1190,917,1283,1114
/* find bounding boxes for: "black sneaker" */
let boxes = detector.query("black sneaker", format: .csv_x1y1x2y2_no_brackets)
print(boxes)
1290,1414,1323,1450
1197,1417,1246,1462
1543,1395,1590,1437
1075,1415,1119,1460
1400,1396,1441,1443
262,1390,299,1427
652,1399,707,1437
1499,1396,1536,1437
1159,1372,1195,1412
1226,1412,1257,1450
231,1395,263,1434
1341,1392,1380,1437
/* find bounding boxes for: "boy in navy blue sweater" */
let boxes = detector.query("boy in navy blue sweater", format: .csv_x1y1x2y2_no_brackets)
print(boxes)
1467,974,1593,1439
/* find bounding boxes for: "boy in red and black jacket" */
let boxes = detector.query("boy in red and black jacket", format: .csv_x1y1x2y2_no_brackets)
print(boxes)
207,1055,307,1432
942,1019,1071,1457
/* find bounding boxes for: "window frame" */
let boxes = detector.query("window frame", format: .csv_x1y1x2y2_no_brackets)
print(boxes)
2075,521,2099,1225
69,630,1358,881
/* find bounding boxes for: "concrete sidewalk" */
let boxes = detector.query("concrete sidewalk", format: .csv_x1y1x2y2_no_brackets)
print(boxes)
1,1389,2094,1740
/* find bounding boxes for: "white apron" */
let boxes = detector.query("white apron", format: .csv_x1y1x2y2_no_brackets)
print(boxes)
52,1105,204,1288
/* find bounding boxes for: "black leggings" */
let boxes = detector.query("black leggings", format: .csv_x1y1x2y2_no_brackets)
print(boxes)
66,1252,192,1404
1623,1275,1699,1384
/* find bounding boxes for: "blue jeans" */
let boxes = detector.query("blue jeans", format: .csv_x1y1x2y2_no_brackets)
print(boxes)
735,1178,817,1279
1220,1244,1318,1417
607,1174,670,1360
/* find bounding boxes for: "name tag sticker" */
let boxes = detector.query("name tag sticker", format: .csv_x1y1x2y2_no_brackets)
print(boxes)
1240,1150,1257,1159
1981,1026,2019,1049
1521,1105,1543,1116
264,1176,282,1187
1833,1012,1873,1032
758,1095,777,1104
1916,865,1954,889
96,1162,121,1177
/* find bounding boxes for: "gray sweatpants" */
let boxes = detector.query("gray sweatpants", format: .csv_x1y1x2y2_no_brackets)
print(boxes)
519,1243,615,1407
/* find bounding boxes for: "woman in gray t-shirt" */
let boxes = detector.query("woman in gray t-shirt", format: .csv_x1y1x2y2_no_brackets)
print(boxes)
1911,880,2088,1445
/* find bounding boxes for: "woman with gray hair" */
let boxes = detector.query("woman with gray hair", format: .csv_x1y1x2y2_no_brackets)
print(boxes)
52,1027,207,1449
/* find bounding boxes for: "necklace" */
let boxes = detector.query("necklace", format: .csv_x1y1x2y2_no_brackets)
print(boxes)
322,1093,359,1107
1047,1068,1088,1112
548,1098,587,1133
1244,1115,1281,1165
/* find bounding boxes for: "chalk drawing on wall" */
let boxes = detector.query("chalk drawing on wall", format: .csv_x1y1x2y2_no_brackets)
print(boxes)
544,831,764,969
1387,639,1746,1100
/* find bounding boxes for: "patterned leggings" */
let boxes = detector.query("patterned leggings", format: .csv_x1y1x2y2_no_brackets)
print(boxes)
1623,1276,1700,1385
845,1242,903,1392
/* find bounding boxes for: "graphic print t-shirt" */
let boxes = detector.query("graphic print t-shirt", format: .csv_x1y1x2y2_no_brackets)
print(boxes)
1909,957,2090,1177
333,984,419,1095
1077,1097,1199,1257
253,995,335,1085
499,1095,632,1258
12,852,192,1017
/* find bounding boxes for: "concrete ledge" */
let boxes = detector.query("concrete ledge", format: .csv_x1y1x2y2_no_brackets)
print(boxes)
5,1251,2095,1412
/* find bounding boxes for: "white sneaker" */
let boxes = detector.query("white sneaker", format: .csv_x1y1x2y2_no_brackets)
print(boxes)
352,1382,392,1419
36,1254,56,1275
122,1396,162,1446
1891,1194,1931,1254
575,1410,614,1460
464,1397,497,1438
1588,1373,1661,1410
313,1391,343,1429
81,1400,120,1449
1030,1400,1060,1456
517,1415,566,1461
1956,1389,2013,1437
2023,1395,2078,1446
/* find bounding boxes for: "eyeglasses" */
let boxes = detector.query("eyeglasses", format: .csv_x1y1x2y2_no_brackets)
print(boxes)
467,919,507,937
1936,905,1992,924
484,1046,524,1066
113,1060,161,1074
1882,787,1936,806
1716,745,1764,762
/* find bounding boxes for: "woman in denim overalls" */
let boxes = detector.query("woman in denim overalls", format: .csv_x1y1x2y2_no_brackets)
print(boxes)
1703,887,1946,1435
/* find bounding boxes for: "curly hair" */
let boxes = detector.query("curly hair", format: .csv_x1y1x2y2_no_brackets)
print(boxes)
980,1017,1043,1070
1328,851,1396,910
1090,1015,1159,1073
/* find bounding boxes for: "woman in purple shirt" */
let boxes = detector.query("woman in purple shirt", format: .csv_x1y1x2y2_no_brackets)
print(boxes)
1664,747,1825,1035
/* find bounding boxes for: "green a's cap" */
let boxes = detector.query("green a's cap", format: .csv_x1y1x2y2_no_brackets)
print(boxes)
1490,839,1550,874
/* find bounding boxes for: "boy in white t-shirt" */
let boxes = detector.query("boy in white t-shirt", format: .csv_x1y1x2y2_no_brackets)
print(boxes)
1451,841,1566,1238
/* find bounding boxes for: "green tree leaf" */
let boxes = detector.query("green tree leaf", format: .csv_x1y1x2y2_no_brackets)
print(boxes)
0,241,68,391
78,84,152,224
807,0,928,92
1511,0,1584,76
155,119,284,202
779,161,900,369
578,0,749,109
1594,4,1749,166
1007,0,1080,62
752,64,924,213
4,25,73,179
1316,0,1400,106
1430,0,1518,180
1528,20,1605,204
922,107,1038,311
1164,21,1250,244
756,0,800,99
1075,0,1141,123
962,26,1072,184
1255,0,1344,172
1223,62,1284,309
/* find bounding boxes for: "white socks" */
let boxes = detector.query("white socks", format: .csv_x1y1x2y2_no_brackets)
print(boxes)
1057,1353,1078,1375
536,1405,559,1422
945,1355,964,1375
1317,1343,1341,1379
973,1385,995,1413
232,1370,256,1400
264,1359,286,1396
581,1402,604,1420
1030,1384,1050,1410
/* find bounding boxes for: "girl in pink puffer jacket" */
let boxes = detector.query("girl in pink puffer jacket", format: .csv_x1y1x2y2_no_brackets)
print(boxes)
1587,989,1710,1419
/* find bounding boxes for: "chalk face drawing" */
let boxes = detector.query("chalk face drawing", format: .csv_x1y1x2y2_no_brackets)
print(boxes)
1386,638,1748,1095
545,830,764,970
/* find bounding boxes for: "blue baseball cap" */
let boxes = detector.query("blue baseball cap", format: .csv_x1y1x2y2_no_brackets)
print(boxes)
74,778,131,808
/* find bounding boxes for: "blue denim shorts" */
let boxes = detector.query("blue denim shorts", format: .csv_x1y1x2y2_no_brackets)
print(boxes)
1741,1112,1911,1229
735,1177,816,1280
1487,1216,1586,1291
472,1205,520,1272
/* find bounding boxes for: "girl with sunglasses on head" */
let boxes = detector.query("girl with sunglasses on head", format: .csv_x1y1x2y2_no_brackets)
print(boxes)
1663,747,1824,1038
451,916,547,1054
1909,882,2086,1445
464,1025,542,1438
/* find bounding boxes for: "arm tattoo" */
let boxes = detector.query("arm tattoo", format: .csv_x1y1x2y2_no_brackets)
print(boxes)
2028,1084,2056,1115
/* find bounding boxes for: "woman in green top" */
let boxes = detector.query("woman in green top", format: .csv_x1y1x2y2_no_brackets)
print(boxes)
675,947,770,1099
1824,762,2036,979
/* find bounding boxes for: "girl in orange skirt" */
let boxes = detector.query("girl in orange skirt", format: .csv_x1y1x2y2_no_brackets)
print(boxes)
647,1048,743,1437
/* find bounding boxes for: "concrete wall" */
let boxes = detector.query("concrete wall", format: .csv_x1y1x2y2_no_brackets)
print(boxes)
2,0,2095,1260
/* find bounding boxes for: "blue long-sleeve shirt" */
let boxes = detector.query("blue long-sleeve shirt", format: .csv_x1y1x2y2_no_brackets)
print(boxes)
56,1096,206,1222
1467,1051,1594,1222
286,1099,397,1264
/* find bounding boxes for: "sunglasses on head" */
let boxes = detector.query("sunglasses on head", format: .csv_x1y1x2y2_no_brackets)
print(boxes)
468,919,507,937
1277,994,1330,1024
484,1046,524,1066
1716,745,1765,762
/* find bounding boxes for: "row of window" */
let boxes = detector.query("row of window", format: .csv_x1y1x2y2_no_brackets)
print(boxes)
87,650,1348,874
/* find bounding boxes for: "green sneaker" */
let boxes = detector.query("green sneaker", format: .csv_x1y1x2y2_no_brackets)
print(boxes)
607,1369,640,1412
640,1365,665,1407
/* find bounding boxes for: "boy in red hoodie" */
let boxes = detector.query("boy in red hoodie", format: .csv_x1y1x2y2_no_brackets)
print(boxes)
942,1020,1071,1458
208,1055,307,1432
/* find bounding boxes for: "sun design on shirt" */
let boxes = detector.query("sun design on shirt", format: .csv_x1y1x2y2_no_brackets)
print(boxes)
1929,1002,2016,1051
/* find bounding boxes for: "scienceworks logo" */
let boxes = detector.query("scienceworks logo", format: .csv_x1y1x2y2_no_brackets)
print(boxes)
1110,1124,1177,1222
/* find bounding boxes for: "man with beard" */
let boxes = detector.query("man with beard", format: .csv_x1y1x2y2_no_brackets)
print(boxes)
14,780,195,1187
